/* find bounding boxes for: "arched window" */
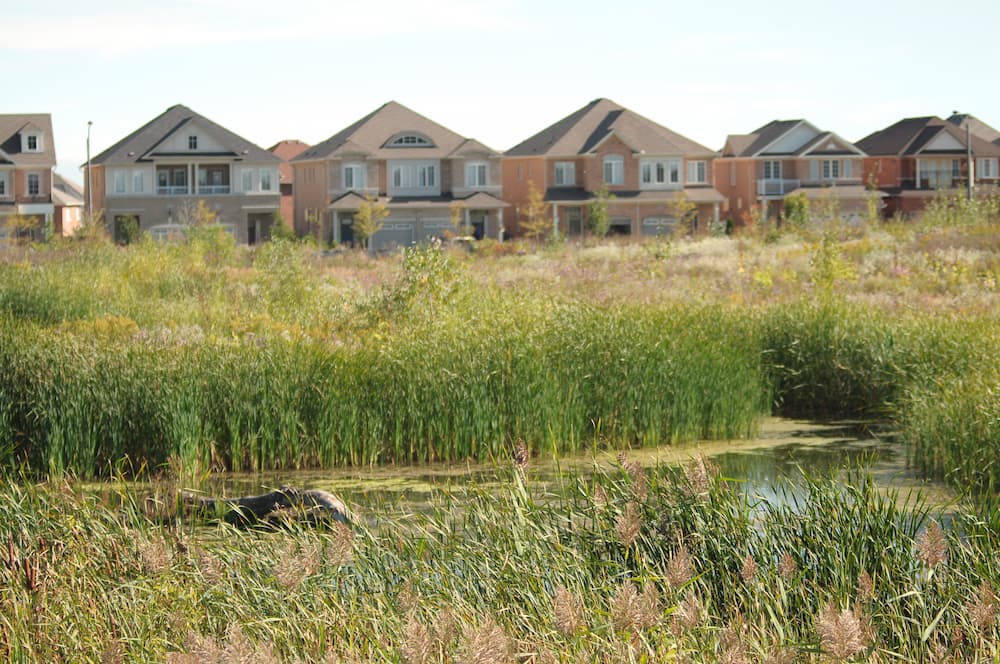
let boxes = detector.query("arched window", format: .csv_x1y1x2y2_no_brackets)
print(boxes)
603,154,624,185
386,133,434,147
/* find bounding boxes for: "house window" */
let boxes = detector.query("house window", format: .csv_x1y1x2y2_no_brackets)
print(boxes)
687,161,707,184
242,170,254,192
640,158,681,186
27,135,39,151
952,160,962,177
388,134,433,147
978,158,998,178
27,173,40,196
392,166,409,188
465,162,487,187
343,163,365,190
821,159,841,179
188,135,198,150
418,165,435,187
763,160,782,179
261,170,273,191
133,171,144,194
113,171,126,194
603,155,624,185
0,173,8,196
554,162,575,186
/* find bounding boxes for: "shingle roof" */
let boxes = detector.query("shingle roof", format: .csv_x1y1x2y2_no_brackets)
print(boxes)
857,116,1000,157
505,98,714,157
295,101,498,162
948,114,1000,144
0,114,56,167
739,120,804,156
268,139,309,184
90,104,277,166
51,172,84,207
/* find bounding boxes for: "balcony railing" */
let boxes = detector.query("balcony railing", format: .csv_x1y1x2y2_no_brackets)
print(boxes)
197,185,230,195
157,185,190,195
757,178,801,196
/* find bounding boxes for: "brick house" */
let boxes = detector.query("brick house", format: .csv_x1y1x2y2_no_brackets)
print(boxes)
87,104,281,244
268,139,309,232
502,98,725,238
856,116,1000,217
715,120,873,225
0,113,57,240
292,101,507,250
51,172,84,236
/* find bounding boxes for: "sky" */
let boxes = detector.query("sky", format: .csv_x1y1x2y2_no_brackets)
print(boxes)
5,0,1000,181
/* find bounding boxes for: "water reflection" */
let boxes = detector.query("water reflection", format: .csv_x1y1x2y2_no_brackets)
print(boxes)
190,418,955,515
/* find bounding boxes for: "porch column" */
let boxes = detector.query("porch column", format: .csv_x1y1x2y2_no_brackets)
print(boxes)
464,207,471,236
498,209,504,242
915,158,920,189
191,163,197,196
713,203,720,225
552,204,559,238
333,210,340,244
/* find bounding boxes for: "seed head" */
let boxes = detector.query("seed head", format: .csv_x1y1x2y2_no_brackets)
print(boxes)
966,581,998,634
856,570,874,603
459,615,512,664
667,544,694,589
778,552,797,580
401,617,433,664
552,586,586,637
512,439,529,471
816,603,872,662
916,521,947,569
740,555,758,584
615,502,643,548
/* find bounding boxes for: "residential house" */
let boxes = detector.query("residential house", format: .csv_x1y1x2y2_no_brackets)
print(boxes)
715,120,873,225
52,172,84,236
87,104,281,244
856,116,1000,217
0,113,57,240
502,98,724,238
268,139,309,231
292,101,507,250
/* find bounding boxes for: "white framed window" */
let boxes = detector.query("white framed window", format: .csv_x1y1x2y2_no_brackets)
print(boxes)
261,170,273,191
22,133,42,153
343,163,366,190
554,161,575,186
188,135,198,150
640,158,681,187
27,173,40,196
113,171,126,194
418,164,435,187
0,172,8,196
465,162,487,187
389,161,439,193
821,159,840,179
132,171,144,194
763,160,782,179
603,155,624,185
686,160,707,184
242,170,253,192
388,134,433,147
952,159,962,177
392,166,410,188
977,158,998,178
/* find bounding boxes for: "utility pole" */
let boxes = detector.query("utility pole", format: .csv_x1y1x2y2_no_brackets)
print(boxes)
967,119,974,202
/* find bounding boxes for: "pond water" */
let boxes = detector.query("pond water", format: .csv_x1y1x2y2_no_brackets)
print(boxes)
185,418,957,518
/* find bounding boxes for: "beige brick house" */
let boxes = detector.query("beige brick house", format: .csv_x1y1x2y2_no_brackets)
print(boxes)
87,105,280,244
502,98,725,238
292,101,507,250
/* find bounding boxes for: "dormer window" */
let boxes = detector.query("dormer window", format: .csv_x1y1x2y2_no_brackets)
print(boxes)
22,132,42,153
387,133,433,147
188,135,198,150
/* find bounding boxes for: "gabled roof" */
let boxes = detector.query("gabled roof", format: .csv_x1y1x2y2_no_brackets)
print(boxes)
857,116,1000,157
721,120,862,158
795,131,866,157
0,113,56,167
947,113,1000,144
295,101,498,162
90,104,277,166
728,120,805,157
505,98,714,158
51,172,84,207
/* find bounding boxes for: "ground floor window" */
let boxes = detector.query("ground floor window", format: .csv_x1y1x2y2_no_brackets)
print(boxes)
609,216,632,236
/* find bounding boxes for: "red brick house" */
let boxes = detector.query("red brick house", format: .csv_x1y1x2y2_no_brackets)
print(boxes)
0,113,56,240
502,98,724,238
268,139,309,232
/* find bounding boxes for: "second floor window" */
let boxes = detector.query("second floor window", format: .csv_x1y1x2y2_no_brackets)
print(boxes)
687,161,707,184
604,155,624,185
113,171,126,194
133,171,144,194
27,135,38,151
27,173,40,196
0,174,6,196
343,164,365,190
822,159,840,179
554,162,575,186
978,158,998,178
763,160,782,180
465,162,487,187
188,136,198,150
261,171,273,191
641,159,681,186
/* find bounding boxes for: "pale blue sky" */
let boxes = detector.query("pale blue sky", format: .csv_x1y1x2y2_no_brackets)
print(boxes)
5,0,999,180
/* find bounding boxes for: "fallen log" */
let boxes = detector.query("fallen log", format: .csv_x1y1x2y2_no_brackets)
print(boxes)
180,487,349,529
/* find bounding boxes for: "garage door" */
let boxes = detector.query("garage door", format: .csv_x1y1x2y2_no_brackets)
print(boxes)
372,222,415,251
419,221,452,243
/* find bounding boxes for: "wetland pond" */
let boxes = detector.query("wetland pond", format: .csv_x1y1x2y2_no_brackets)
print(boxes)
179,418,958,523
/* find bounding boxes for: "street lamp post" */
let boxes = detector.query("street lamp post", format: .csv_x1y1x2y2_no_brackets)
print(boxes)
967,119,974,202
86,121,93,217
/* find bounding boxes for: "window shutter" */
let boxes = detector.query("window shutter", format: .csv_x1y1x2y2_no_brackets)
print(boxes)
843,160,852,178
810,160,818,181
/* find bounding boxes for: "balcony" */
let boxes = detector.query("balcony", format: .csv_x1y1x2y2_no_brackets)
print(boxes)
157,185,190,196
197,185,230,195
757,179,801,196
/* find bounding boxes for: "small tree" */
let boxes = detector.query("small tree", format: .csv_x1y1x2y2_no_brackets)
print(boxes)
520,180,550,241
666,191,698,235
115,214,141,245
354,195,390,250
784,192,810,229
3,213,40,243
587,186,614,238
449,200,468,238
76,208,109,242
269,210,295,241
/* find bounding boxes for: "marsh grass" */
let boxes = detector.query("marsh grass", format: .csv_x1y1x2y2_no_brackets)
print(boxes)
3,459,1000,662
